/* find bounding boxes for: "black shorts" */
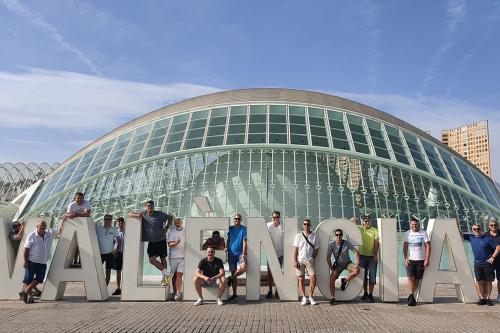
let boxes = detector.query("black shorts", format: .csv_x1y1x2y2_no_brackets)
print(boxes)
147,240,168,259
101,253,115,270
114,253,123,271
493,258,500,280
474,263,494,282
406,260,425,279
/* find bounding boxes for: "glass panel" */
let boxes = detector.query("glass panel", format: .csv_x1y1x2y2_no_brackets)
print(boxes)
308,108,327,147
226,106,247,145
327,110,349,150
421,141,447,180
67,147,98,186
85,139,116,178
163,113,189,153
384,125,410,165
205,136,224,146
291,135,308,145
226,134,245,145
122,124,153,165
438,149,466,187
402,132,428,172
51,157,82,195
204,107,228,148
182,110,208,150
347,114,370,154
103,131,133,171
470,168,500,207
143,118,171,158
452,156,483,198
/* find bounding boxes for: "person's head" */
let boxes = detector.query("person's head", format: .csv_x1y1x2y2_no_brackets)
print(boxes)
410,216,420,232
233,213,242,226
303,218,312,231
174,217,183,229
362,214,371,228
103,214,113,227
211,230,220,241
272,210,281,224
334,228,343,242
489,217,498,232
74,192,84,205
116,217,125,229
472,223,482,236
12,221,21,232
36,220,47,235
206,246,215,260
145,200,154,214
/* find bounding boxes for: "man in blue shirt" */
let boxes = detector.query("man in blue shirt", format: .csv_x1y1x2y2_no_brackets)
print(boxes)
226,213,247,301
467,223,500,306
96,214,117,286
484,217,499,303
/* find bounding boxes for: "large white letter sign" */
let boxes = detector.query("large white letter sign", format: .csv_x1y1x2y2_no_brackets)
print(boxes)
121,217,167,301
246,217,297,301
42,217,108,301
183,217,229,301
316,219,364,301
378,218,399,302
0,217,38,300
418,219,477,303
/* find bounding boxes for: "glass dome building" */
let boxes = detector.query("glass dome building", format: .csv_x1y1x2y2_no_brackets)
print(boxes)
20,89,499,231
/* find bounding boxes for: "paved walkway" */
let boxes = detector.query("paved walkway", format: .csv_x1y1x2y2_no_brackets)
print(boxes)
1,284,499,333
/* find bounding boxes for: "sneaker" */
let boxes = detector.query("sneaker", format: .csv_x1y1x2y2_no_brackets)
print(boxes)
226,276,233,287
275,291,279,299
408,294,416,307
161,278,167,287
217,297,224,306
361,293,369,301
32,288,42,297
165,273,174,285
368,294,375,303
300,296,308,306
167,292,175,301
194,298,204,306
486,299,494,306
329,297,336,305
18,291,24,300
27,297,34,304
21,292,28,304
266,291,273,299
228,294,239,302
340,278,348,291
112,288,121,296
309,296,317,305
174,293,182,301
477,299,486,305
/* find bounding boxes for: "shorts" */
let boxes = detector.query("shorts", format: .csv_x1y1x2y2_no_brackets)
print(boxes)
406,260,425,279
359,255,377,284
493,258,500,280
147,240,168,259
228,254,245,272
332,261,356,275
169,258,185,273
296,261,316,277
23,261,47,285
113,253,123,271
474,263,494,282
101,253,115,270
200,279,218,288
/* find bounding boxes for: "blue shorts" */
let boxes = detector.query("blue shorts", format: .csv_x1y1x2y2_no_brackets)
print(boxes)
23,261,47,285
228,254,244,272
200,279,218,288
359,255,378,284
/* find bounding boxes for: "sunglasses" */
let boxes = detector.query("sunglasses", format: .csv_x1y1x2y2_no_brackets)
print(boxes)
104,219,112,221
234,217,241,220
489,224,497,227
303,223,311,226
335,234,342,237
272,216,280,219
472,228,480,231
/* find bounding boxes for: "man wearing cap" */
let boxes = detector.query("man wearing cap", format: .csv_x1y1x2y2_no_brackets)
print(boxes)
355,214,379,302
484,217,499,303
403,216,430,306
465,223,500,306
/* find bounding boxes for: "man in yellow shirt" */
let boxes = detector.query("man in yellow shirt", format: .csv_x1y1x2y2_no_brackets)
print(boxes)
356,214,379,302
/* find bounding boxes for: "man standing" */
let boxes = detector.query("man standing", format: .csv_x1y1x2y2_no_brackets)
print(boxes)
356,214,379,302
167,217,185,301
112,217,124,296
484,217,499,303
21,219,65,303
266,210,283,299
292,218,320,305
467,223,500,306
226,213,247,301
193,246,226,306
128,200,173,286
96,214,117,286
64,192,91,267
326,228,360,305
403,217,431,306
202,231,225,250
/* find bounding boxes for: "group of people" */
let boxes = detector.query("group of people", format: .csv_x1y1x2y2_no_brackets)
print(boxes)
10,192,500,307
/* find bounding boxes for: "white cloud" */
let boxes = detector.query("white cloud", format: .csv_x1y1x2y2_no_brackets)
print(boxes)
357,0,381,92
1,0,102,76
0,68,220,130
447,0,467,33
333,91,500,181
4,139,47,145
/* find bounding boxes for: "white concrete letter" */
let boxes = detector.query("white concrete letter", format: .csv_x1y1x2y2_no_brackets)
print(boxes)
378,218,399,302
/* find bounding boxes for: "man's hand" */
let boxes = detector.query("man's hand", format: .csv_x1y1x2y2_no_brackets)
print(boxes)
176,237,181,245
404,258,410,267
423,259,429,268
372,256,378,263
487,257,495,264
23,261,29,269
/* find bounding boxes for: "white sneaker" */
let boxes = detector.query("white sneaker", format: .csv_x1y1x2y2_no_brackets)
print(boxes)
174,293,181,301
300,296,309,306
194,298,204,306
309,296,317,305
217,297,224,306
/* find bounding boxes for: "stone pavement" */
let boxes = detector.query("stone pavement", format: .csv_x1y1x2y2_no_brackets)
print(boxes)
1,284,499,333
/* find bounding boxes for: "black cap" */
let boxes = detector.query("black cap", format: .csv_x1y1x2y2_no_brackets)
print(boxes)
410,215,420,222
12,221,21,228
361,213,371,220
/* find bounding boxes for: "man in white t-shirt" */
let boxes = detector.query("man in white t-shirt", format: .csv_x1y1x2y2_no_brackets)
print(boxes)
266,210,283,299
403,216,431,306
167,217,185,301
292,218,320,306
64,192,91,267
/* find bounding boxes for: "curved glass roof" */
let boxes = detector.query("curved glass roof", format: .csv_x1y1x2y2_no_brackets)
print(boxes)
27,90,499,215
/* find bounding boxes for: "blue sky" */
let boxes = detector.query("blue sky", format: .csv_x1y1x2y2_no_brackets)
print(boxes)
0,0,499,180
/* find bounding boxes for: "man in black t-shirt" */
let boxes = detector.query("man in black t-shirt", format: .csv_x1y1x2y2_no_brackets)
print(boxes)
193,246,226,306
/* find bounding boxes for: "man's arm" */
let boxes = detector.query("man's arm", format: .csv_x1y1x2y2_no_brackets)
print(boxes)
13,221,25,241
424,241,431,267
128,211,142,218
403,242,409,266
326,247,333,270
487,245,500,264
242,239,247,256
215,267,225,279
372,237,379,262
292,246,298,267
23,247,30,268
195,268,208,281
